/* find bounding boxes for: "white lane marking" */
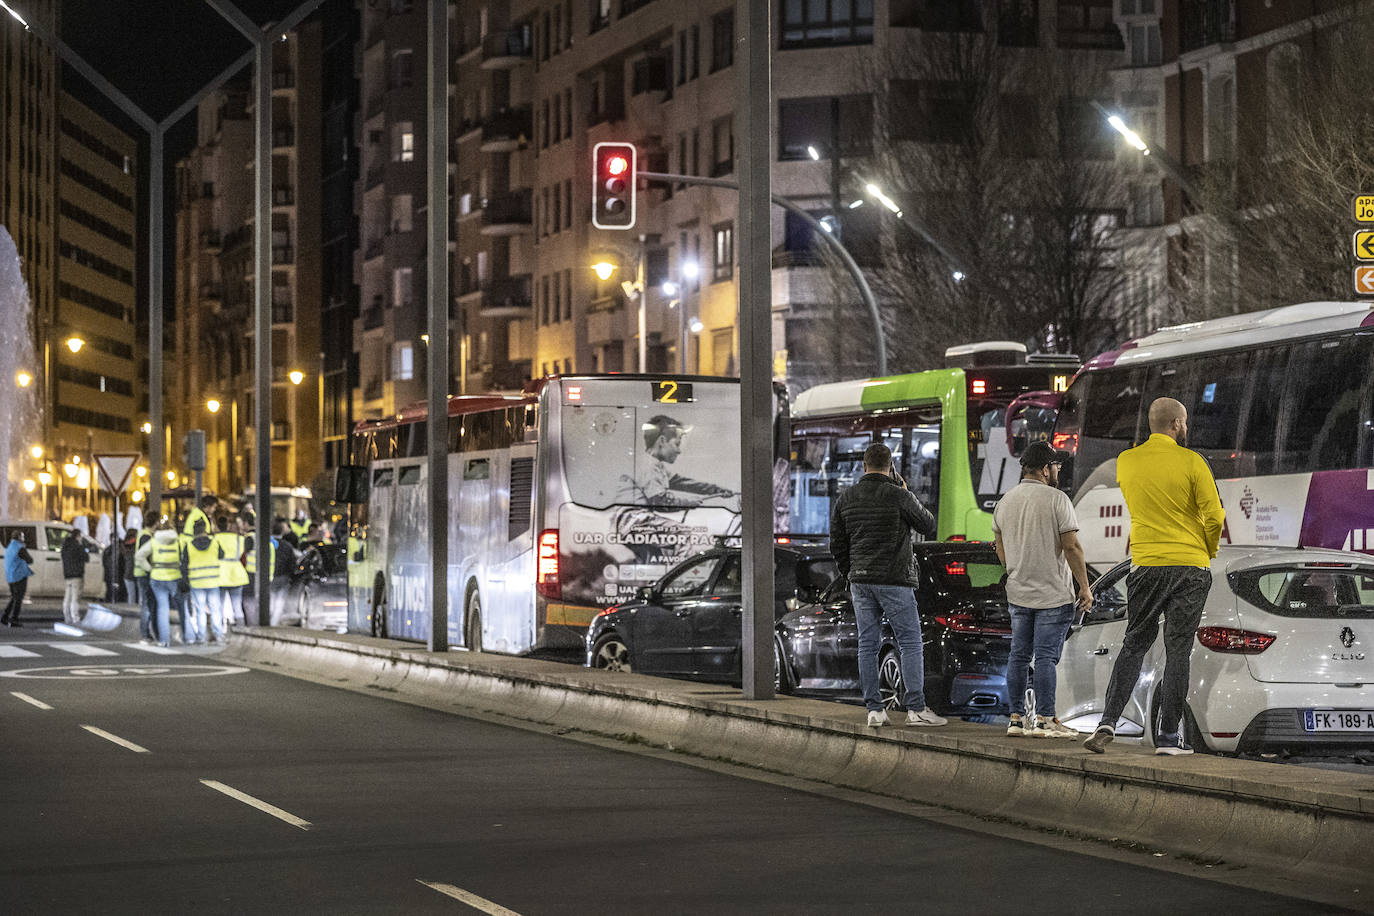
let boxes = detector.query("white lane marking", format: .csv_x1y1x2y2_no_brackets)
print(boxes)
417,880,523,915
0,645,40,658
80,725,150,753
47,643,118,657
10,691,52,710
199,780,312,831
122,642,182,655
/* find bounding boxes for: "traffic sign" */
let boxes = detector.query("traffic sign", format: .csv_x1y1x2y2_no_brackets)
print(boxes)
1356,231,1374,261
1355,195,1374,223
1356,266,1374,297
93,453,140,494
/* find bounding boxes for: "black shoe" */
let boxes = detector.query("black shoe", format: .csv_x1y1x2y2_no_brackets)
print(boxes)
1154,736,1195,756
8,620,23,628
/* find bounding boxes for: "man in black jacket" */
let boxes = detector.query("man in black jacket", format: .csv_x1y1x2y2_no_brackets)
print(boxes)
830,442,945,728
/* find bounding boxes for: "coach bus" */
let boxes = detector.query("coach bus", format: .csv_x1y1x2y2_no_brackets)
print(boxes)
344,374,757,654
1052,300,1374,566
789,343,1080,541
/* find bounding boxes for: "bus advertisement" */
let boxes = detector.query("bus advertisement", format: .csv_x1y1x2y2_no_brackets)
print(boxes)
344,375,766,655
788,343,1078,541
1052,301,1374,567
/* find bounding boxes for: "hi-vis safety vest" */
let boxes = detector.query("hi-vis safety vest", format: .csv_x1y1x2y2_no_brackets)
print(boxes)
133,528,154,578
245,536,274,578
214,532,249,588
183,507,210,537
185,539,220,589
346,535,367,588
149,538,183,582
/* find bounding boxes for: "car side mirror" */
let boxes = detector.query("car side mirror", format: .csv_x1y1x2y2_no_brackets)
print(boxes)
635,585,656,602
795,584,822,605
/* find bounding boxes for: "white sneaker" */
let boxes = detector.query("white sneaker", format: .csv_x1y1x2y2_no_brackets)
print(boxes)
1030,717,1080,739
866,710,890,727
906,708,948,727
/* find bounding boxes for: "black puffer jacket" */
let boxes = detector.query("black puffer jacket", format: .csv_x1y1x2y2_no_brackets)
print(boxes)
829,473,937,587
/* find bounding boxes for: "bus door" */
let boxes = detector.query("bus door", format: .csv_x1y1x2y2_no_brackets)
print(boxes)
389,462,429,640
364,464,395,632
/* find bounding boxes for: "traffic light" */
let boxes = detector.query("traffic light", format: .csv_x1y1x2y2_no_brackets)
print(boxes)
592,141,636,230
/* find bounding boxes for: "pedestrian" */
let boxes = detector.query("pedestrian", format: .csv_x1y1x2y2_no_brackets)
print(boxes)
829,442,946,727
183,493,218,538
102,537,120,601
121,527,139,608
184,519,224,645
133,512,159,643
993,440,1093,739
1083,397,1226,757
60,530,89,625
2,531,34,627
214,515,248,629
135,516,180,648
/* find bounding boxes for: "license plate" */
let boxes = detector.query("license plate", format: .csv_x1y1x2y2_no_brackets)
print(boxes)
1302,709,1374,732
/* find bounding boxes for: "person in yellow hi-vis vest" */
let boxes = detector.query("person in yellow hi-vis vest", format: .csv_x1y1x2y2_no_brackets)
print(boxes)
185,518,224,644
215,515,249,629
133,517,158,644
135,516,180,648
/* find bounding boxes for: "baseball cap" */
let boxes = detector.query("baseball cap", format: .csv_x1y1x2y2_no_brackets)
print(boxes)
1020,440,1069,469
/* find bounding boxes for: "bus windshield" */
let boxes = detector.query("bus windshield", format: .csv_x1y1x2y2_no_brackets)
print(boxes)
964,367,1074,512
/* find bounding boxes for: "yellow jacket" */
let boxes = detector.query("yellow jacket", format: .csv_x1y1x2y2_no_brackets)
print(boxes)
214,532,249,588
1117,434,1226,568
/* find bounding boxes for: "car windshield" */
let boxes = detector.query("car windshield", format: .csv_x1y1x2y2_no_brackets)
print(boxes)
1231,565,1374,619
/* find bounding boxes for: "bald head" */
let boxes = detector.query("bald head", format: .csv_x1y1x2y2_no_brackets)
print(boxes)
1148,397,1188,442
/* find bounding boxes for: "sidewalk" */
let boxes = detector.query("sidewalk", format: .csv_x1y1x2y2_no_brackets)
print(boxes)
221,623,1373,901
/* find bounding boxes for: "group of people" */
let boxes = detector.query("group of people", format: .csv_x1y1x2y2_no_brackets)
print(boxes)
830,396,1225,756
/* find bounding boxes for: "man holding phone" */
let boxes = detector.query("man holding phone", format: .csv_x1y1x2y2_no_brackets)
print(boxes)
829,442,942,727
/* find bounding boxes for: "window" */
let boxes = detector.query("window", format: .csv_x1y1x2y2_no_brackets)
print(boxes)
563,270,573,320
1058,98,1115,159
998,0,1039,46
1128,21,1161,65
590,0,610,32
661,555,720,597
393,122,415,162
390,49,414,88
711,327,734,375
890,80,974,145
999,94,1043,157
392,342,414,381
552,271,562,321
564,180,573,229
712,222,734,282
908,0,983,31
689,25,699,79
782,0,875,48
392,267,413,308
390,194,413,232
711,116,734,176
1057,0,1120,49
710,9,733,72
1239,346,1288,476
677,30,687,84
563,88,573,138
1278,336,1373,474
778,95,873,161
541,275,551,324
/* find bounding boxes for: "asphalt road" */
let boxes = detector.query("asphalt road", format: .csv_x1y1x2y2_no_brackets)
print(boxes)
0,609,1356,915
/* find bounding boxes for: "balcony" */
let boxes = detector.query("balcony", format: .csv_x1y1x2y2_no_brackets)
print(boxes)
1180,0,1236,53
272,246,295,265
364,237,385,260
272,69,295,91
480,29,532,70
478,275,533,319
365,164,385,190
362,305,384,330
480,189,533,236
272,127,295,149
479,107,532,154
273,186,295,207
223,224,252,250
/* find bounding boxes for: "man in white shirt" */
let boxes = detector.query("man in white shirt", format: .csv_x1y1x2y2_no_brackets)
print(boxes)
993,441,1093,738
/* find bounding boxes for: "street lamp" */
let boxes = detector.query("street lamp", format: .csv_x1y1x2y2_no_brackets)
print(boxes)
206,398,221,413
140,421,153,435
130,489,144,503
22,478,35,493
865,183,903,218
30,445,42,460
65,336,85,354
288,369,304,385
15,370,32,388
63,462,78,479
591,261,617,281
1107,114,1150,154
135,465,147,479
38,471,52,486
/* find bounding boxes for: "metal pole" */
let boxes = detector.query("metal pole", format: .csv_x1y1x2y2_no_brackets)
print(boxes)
640,171,886,377
737,0,774,700
426,0,450,653
149,132,164,511
637,234,647,373
253,32,273,625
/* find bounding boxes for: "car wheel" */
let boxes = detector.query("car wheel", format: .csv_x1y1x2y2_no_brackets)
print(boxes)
297,587,311,628
370,575,388,639
878,649,903,712
591,634,632,673
465,588,483,652
774,638,795,694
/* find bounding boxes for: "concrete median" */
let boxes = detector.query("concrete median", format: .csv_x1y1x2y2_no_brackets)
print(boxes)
221,625,1373,897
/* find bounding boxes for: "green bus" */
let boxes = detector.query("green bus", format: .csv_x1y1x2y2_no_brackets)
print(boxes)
788,343,1079,541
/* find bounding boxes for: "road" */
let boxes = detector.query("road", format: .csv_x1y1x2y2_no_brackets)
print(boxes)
0,610,1354,915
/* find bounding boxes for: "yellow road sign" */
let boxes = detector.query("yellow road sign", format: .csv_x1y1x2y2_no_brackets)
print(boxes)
1358,232,1374,261
1356,266,1374,297
1355,195,1374,223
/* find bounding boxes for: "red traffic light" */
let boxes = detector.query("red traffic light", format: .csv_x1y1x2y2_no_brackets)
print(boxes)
606,155,628,177
592,142,636,230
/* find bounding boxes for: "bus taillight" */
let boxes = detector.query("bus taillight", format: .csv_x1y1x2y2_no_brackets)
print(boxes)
970,378,987,396
537,529,561,599
1051,432,1078,454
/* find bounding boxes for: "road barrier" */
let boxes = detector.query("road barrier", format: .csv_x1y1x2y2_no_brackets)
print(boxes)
222,626,1374,897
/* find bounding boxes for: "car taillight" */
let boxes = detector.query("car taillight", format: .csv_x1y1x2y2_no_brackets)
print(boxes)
945,561,966,576
1051,432,1078,454
1196,626,1274,654
935,613,980,633
949,534,966,542
537,529,560,599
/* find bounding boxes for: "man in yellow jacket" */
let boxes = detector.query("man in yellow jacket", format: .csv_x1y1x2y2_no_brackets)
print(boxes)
1084,398,1226,757
215,515,249,628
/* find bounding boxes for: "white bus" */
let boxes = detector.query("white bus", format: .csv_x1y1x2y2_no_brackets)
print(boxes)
343,375,753,653
1052,301,1374,566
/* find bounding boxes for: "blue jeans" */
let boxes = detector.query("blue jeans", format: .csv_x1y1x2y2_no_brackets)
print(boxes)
220,586,245,627
191,588,225,641
1006,602,1075,717
850,582,927,713
148,579,176,647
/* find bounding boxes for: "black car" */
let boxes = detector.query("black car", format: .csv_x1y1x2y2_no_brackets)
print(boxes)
284,543,349,630
585,540,839,686
776,542,1012,715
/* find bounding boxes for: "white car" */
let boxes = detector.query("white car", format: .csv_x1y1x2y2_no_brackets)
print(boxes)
1058,546,1374,754
0,520,106,599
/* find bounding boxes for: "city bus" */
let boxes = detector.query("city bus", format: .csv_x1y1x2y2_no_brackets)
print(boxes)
1053,300,1374,566
788,343,1080,541
344,374,760,654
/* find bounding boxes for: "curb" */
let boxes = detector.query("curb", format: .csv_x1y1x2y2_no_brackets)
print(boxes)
222,625,1374,896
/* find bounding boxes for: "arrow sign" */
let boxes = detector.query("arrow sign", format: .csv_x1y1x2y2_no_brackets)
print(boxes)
1356,231,1374,261
1356,266,1374,297
94,453,140,494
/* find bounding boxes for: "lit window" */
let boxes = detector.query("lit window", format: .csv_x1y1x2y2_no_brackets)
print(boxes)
393,342,414,381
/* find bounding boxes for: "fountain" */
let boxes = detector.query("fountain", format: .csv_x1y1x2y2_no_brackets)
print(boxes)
0,226,42,519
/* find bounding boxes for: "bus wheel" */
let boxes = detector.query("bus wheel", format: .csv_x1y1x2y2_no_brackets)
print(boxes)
465,587,483,652
591,635,631,673
370,575,388,639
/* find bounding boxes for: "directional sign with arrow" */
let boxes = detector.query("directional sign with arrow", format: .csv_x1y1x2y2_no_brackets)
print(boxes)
1356,231,1374,262
1356,266,1374,298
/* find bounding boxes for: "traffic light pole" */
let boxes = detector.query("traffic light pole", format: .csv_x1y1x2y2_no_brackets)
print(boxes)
638,171,886,377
